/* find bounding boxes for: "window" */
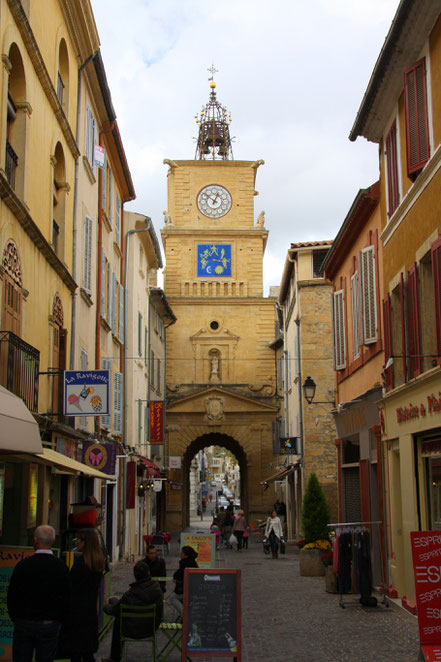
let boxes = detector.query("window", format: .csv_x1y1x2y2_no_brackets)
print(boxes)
85,105,96,168
113,371,122,434
404,58,430,178
101,358,112,429
107,262,111,321
115,193,121,244
382,294,394,391
100,249,106,318
360,246,378,344
102,158,107,210
333,289,346,370
433,236,441,363
408,262,422,377
118,284,124,342
351,271,360,360
385,122,399,216
57,39,69,112
111,273,117,334
390,275,407,387
83,215,93,294
312,249,328,279
108,168,113,227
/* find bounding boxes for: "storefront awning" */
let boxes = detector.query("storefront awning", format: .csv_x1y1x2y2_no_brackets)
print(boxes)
0,386,43,454
139,457,161,477
34,447,114,480
260,462,300,489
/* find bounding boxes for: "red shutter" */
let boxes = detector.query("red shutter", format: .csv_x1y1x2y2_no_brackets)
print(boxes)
400,273,407,381
385,122,399,216
432,236,441,362
404,58,430,177
382,294,394,391
408,263,422,377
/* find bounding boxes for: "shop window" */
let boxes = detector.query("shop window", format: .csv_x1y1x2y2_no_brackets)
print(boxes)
6,44,27,197
426,456,441,530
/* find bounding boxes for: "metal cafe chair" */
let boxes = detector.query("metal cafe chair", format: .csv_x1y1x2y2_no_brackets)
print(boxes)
119,603,157,661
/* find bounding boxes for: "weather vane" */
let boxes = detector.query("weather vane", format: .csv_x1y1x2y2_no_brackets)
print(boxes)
208,64,218,81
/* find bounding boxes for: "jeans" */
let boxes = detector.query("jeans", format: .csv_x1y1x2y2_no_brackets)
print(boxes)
12,619,60,662
168,592,184,618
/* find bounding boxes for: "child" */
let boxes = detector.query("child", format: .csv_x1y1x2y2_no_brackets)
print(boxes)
210,520,221,550
242,526,250,550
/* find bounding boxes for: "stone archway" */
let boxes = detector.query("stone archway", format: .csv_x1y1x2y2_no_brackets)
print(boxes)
182,432,248,528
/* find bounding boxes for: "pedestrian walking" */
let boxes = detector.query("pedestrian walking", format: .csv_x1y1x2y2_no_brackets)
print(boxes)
7,524,71,662
265,510,284,559
60,528,106,662
169,546,198,619
102,561,163,662
143,545,167,594
223,508,234,549
232,510,248,552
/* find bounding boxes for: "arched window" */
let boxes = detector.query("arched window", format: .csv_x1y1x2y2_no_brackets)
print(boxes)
57,38,69,113
6,43,27,196
1,240,22,335
52,142,67,260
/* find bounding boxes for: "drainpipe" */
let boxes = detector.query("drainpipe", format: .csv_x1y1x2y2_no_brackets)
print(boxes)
70,53,96,370
121,218,151,559
162,312,176,529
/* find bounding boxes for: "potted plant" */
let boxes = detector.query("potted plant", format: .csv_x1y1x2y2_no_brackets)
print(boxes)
299,473,331,577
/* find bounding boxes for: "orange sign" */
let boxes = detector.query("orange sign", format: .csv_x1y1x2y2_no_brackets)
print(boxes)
150,401,164,444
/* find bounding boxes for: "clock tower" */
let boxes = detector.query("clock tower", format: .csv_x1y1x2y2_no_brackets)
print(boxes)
161,75,279,531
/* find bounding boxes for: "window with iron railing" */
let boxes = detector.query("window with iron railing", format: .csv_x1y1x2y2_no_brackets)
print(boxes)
5,141,18,189
0,331,39,411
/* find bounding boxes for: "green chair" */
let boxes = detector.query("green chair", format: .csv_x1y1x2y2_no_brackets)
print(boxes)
120,603,157,661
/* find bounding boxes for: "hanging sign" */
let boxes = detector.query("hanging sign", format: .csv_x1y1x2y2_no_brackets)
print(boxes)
279,437,298,455
82,442,117,475
153,480,162,492
411,531,441,648
169,456,181,469
94,144,105,168
150,401,164,444
64,370,110,416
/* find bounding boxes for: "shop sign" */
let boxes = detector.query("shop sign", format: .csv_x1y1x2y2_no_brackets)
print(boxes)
180,532,216,568
411,531,441,646
279,437,298,454
64,370,110,416
150,401,164,444
82,442,117,475
94,144,105,168
169,456,181,469
334,401,379,439
397,392,441,424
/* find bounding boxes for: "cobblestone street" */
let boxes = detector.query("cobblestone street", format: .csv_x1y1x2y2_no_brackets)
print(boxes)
97,517,420,662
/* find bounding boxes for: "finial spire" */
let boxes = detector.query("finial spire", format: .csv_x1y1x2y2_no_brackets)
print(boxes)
194,67,233,160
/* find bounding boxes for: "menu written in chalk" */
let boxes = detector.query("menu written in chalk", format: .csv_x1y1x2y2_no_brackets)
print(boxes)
182,568,241,660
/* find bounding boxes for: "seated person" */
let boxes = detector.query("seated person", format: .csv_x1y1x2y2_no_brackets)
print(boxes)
144,545,167,593
168,546,198,619
102,560,163,662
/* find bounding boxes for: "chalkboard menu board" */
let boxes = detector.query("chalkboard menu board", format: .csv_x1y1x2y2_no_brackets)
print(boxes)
181,568,241,660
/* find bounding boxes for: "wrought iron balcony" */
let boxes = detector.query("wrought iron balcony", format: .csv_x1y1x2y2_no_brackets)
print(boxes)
0,331,39,411
5,141,18,189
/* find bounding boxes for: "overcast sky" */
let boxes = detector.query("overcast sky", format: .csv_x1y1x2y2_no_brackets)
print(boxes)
91,0,398,294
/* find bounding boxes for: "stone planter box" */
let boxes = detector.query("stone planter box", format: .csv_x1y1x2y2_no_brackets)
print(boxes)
299,548,325,576
325,565,338,592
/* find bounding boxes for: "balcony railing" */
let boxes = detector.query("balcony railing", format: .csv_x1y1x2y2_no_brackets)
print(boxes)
0,331,40,411
5,141,18,189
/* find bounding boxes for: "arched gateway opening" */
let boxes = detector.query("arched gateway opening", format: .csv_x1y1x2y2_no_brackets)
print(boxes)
182,433,247,528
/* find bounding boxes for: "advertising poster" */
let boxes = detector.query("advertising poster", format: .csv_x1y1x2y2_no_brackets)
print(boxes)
150,401,164,444
411,531,441,646
64,370,110,416
181,533,216,569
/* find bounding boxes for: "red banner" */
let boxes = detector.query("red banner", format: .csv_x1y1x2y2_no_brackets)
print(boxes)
411,531,441,645
150,401,164,444
126,461,136,510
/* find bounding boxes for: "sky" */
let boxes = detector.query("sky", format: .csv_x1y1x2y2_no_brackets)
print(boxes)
91,0,399,294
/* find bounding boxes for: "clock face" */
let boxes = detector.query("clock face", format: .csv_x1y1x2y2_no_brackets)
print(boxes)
197,185,232,218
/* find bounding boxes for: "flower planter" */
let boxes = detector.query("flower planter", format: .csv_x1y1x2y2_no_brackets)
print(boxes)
325,565,338,592
299,548,325,576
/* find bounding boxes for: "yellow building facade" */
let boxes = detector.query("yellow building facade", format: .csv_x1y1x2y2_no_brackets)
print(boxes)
161,83,279,531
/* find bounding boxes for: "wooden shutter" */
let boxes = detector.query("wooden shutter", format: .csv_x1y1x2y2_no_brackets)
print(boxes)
100,249,106,317
108,168,113,227
119,284,124,342
83,215,93,294
333,290,346,370
111,273,117,334
351,271,360,360
115,193,121,244
408,262,422,377
113,371,122,434
107,262,111,321
100,358,112,429
382,294,394,391
404,58,430,177
360,246,378,344
102,158,107,210
385,122,399,216
400,273,408,380
432,236,441,361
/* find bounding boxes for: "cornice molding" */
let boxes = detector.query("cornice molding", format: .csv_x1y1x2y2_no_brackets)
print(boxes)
0,171,77,292
58,0,100,63
7,0,80,159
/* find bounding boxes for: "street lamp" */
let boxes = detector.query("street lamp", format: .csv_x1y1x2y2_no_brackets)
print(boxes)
302,376,336,406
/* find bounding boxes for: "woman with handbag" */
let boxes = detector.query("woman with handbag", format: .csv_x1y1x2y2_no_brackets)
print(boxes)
265,510,283,559
232,510,248,552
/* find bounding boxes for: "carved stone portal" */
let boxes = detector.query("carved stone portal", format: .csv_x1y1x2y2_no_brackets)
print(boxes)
205,395,225,422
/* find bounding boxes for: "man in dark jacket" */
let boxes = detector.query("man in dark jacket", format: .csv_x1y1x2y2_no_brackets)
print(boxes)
102,560,163,662
144,545,167,593
7,524,71,662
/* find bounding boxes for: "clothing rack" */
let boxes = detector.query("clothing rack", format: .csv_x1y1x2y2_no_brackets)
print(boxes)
327,521,389,609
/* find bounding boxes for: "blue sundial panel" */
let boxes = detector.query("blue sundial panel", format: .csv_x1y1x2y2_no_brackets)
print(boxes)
197,244,232,277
